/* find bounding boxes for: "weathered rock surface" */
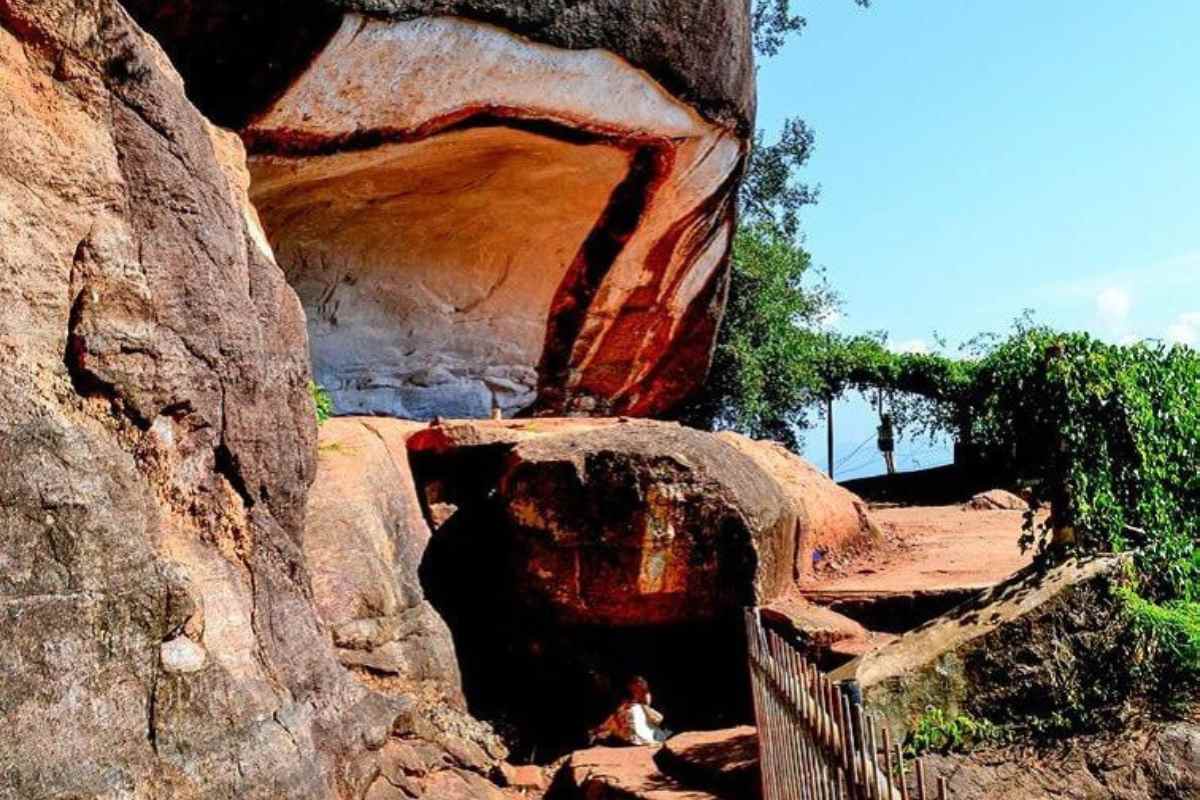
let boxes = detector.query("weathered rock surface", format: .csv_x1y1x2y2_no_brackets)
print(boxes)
411,419,797,626
304,416,517,797
657,728,760,798
830,555,1133,739
917,721,1200,800
306,418,465,703
760,598,896,668
123,0,754,419
718,434,881,580
554,745,731,800
400,418,873,759
0,5,506,797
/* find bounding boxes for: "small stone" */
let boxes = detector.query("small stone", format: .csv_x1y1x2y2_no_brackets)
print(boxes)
160,636,207,674
498,762,548,791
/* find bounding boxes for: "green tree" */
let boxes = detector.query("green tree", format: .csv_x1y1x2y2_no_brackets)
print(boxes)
689,0,878,441
685,222,839,446
751,0,872,58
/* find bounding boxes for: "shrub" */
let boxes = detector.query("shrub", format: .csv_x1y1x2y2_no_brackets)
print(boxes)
309,381,333,425
1119,587,1200,704
904,707,1002,757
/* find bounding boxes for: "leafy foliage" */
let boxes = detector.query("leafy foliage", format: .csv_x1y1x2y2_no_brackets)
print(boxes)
904,707,1002,757
740,119,819,238
959,327,1200,603
753,319,1200,607
684,223,839,447
701,304,1200,608
751,0,872,58
1119,587,1200,700
730,0,1198,619
309,380,334,425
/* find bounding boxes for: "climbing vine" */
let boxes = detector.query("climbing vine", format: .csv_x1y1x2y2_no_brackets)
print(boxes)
846,326,1199,602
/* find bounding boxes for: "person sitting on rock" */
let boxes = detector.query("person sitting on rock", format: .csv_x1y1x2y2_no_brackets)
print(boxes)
588,676,669,747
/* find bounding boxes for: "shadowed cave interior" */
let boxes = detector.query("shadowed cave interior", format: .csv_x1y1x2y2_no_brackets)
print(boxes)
410,440,756,763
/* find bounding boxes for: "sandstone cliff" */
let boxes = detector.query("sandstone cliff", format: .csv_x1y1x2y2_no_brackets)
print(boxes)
0,3,495,797
123,0,756,420
0,3,892,797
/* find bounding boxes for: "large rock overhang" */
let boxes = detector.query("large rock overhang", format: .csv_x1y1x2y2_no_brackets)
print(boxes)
243,15,744,419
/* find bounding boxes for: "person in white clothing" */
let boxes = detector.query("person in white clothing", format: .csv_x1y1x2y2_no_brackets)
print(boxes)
588,676,669,746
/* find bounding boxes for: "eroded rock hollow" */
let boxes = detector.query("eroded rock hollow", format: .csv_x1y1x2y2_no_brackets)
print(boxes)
125,0,755,420
400,418,878,761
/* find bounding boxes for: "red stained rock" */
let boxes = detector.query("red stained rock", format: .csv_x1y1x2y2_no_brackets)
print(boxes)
122,0,756,420
563,745,730,800
657,727,760,797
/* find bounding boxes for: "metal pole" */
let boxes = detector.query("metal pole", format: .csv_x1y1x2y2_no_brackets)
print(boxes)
827,395,835,479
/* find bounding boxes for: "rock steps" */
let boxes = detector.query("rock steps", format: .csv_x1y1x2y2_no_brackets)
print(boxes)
555,728,760,800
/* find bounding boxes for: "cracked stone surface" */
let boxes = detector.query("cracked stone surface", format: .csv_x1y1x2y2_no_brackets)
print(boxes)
0,4,505,797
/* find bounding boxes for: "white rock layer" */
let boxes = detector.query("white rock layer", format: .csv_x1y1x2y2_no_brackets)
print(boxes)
248,15,742,418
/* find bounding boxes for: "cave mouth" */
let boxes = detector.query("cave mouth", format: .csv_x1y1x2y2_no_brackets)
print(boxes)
409,436,754,764
251,123,637,420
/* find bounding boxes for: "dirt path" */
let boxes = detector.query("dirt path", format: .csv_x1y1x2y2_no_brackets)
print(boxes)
807,504,1041,595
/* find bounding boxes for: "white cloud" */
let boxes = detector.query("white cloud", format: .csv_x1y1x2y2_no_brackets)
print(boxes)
1166,312,1200,346
891,338,929,354
1095,287,1132,325
1043,251,1200,300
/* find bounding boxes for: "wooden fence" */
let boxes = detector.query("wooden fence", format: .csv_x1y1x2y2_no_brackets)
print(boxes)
745,609,950,800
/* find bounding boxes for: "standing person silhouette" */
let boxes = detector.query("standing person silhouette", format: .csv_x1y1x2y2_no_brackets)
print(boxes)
877,413,896,476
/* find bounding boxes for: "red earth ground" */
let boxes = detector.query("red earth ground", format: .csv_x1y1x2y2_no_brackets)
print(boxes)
808,502,1042,596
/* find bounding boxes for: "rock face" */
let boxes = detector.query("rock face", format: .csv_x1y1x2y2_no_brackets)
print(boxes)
830,556,1134,739
0,5,505,797
410,420,798,627
917,722,1200,800
305,418,464,705
123,0,754,420
718,434,881,580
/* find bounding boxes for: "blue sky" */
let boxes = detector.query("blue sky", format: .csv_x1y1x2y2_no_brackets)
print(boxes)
755,1,1200,478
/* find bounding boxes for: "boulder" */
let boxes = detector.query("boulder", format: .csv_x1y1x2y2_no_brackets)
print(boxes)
305,418,464,704
759,598,896,668
410,419,797,626
830,555,1134,739
965,489,1028,511
916,721,1200,800
556,745,733,800
657,728,760,798
122,0,755,419
718,434,881,579
402,419,872,759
